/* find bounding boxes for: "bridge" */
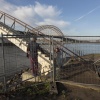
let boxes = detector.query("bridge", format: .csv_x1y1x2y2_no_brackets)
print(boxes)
0,10,100,92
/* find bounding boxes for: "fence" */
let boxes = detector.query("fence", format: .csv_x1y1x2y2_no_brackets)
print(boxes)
55,36,100,86
0,35,100,92
0,34,54,92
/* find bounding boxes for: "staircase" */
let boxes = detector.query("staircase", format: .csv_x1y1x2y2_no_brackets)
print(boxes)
0,10,56,86
0,22,53,82
0,10,99,92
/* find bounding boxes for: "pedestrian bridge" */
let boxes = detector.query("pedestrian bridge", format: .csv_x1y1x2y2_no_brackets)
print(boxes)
0,10,65,82
0,10,100,92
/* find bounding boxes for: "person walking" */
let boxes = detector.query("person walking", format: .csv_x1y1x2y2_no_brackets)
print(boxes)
54,47,62,80
26,36,44,76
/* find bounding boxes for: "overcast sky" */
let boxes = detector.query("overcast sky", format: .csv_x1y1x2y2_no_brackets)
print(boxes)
0,0,100,36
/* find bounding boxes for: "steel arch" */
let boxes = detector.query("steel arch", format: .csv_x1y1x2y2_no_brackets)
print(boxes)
35,25,64,36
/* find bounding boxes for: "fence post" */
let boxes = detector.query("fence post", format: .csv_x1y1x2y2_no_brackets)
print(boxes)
61,36,64,67
49,36,52,80
1,34,6,92
52,36,56,82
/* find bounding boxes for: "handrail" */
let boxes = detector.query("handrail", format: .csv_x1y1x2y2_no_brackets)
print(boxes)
0,10,87,63
0,10,42,35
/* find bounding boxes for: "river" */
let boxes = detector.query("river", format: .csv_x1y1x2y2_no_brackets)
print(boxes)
64,43,100,56
0,42,100,79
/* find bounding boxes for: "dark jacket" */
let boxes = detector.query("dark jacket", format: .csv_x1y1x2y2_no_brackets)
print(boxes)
27,41,44,58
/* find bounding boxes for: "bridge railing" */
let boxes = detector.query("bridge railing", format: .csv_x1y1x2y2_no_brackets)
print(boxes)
0,10,52,39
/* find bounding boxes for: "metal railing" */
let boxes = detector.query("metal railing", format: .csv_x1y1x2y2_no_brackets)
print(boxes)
0,34,55,92
55,36,100,85
0,10,100,93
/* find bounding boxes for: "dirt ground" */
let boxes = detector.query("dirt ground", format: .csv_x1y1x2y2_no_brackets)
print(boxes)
0,54,100,100
56,82,100,100
0,82,100,100
60,54,100,85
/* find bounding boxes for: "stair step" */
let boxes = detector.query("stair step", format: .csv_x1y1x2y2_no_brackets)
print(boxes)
21,71,42,82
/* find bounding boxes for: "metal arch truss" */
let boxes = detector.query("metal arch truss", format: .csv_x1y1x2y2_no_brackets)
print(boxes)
35,25,64,36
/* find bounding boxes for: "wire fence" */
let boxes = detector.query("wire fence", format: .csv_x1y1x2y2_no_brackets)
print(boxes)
0,34,54,92
0,35,100,92
56,36,100,85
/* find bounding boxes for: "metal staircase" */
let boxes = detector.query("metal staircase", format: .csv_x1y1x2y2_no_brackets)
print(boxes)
0,10,99,93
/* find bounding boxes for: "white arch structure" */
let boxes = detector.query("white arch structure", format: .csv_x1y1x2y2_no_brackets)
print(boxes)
36,25,64,36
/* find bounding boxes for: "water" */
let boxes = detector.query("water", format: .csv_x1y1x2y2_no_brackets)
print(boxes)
0,42,100,79
65,43,100,56
0,45,30,79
